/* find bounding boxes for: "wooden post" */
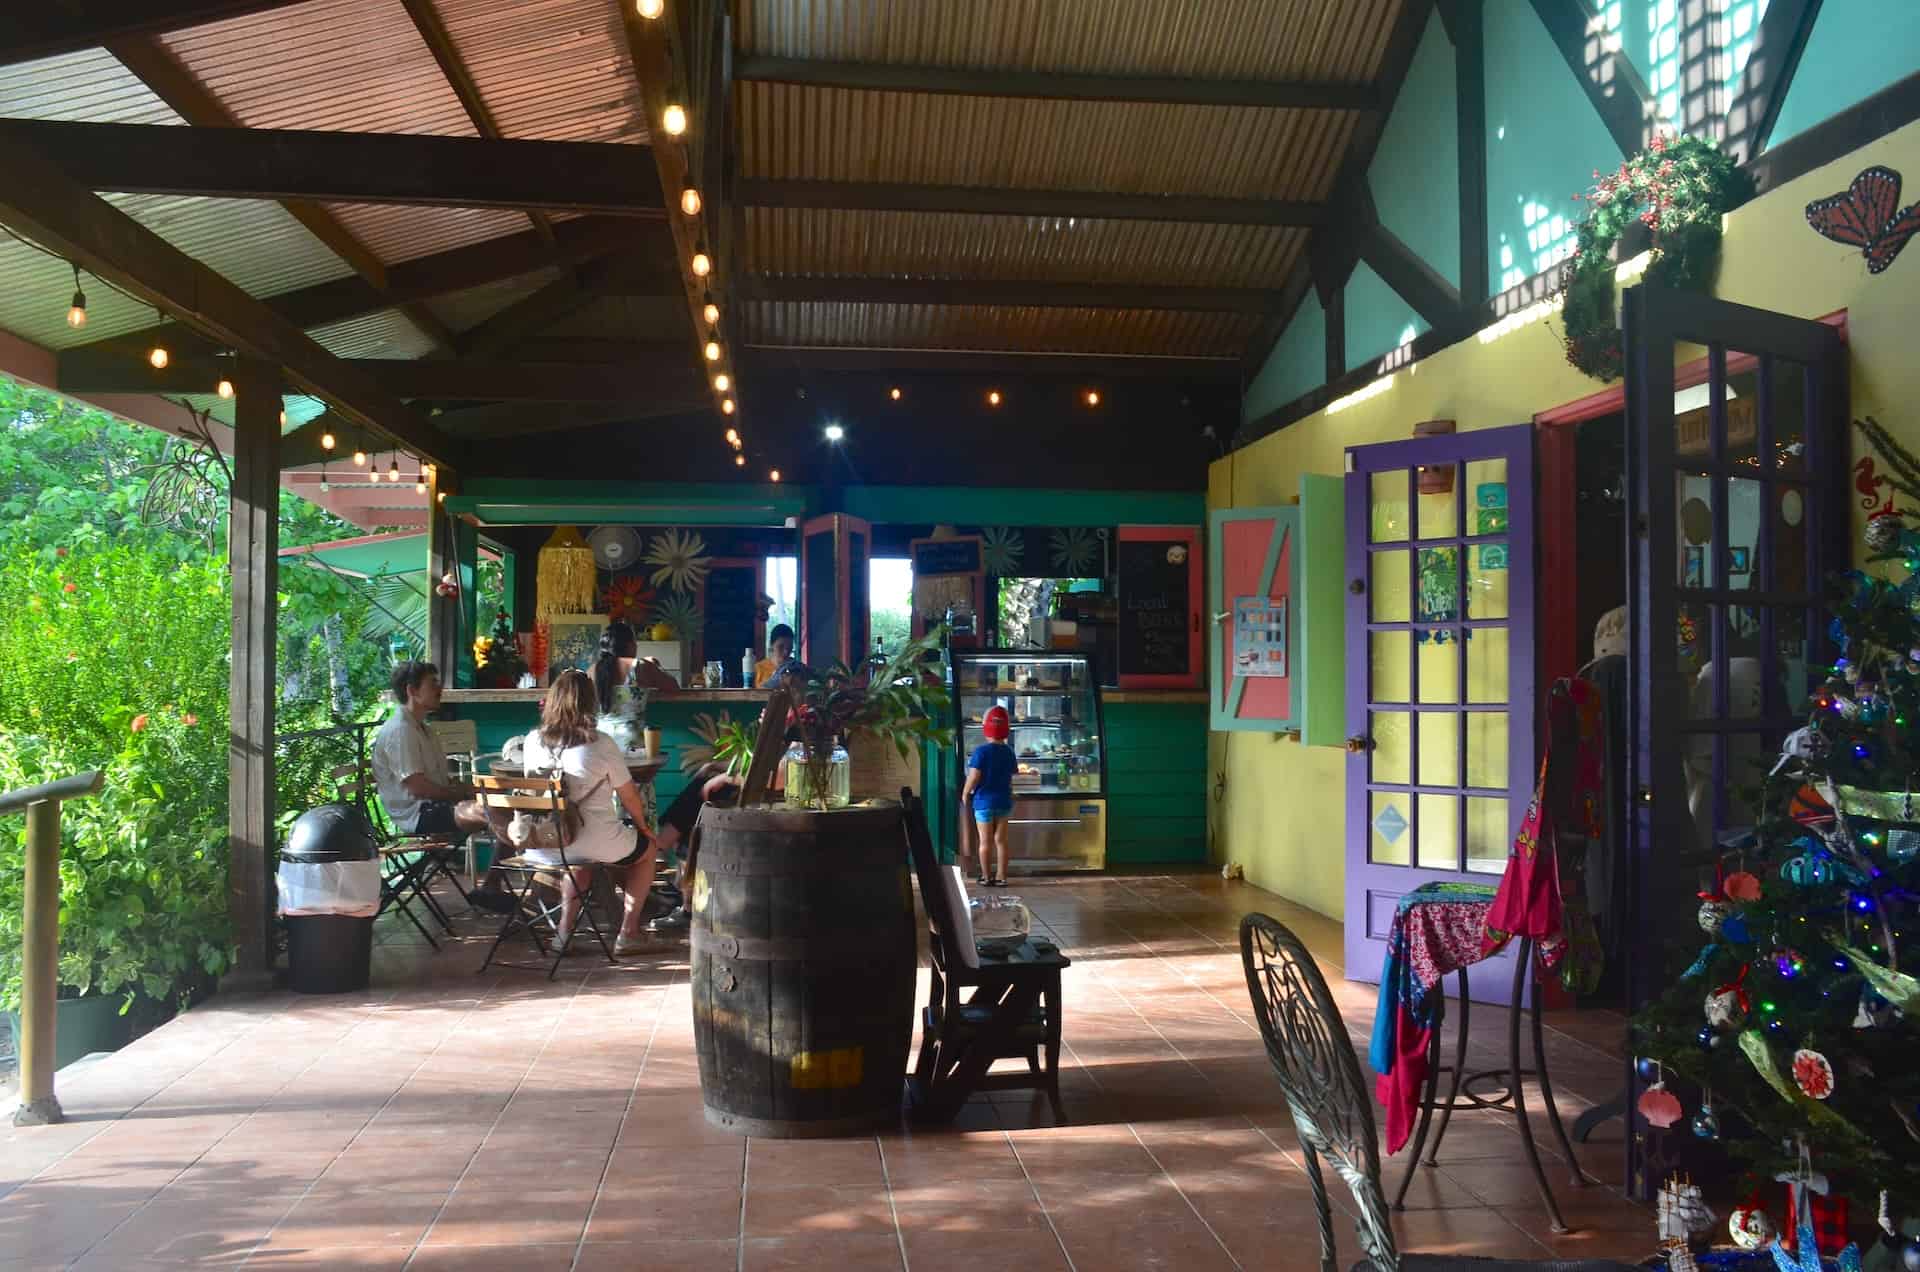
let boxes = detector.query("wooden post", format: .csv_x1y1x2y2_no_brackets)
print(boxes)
15,799,62,1124
225,361,279,991
427,468,460,678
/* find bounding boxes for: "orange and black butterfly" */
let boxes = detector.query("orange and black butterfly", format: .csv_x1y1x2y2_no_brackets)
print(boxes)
1805,165,1920,274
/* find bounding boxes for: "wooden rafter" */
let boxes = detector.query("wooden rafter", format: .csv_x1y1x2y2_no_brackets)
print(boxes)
1528,0,1655,158
740,274,1287,315
0,132,458,468
1356,221,1465,334
737,178,1326,228
67,215,639,362
1453,0,1489,309
7,118,668,214
0,0,308,66
453,252,680,360
735,56,1383,112
1737,0,1824,160
57,350,702,402
103,36,459,355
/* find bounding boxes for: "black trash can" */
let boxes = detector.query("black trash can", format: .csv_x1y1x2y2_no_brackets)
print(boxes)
278,803,380,994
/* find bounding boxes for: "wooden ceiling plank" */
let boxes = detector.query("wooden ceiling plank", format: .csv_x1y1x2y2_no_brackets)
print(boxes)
742,347,1238,380
735,55,1381,111
0,132,457,468
0,1,309,66
737,178,1325,227
740,273,1285,314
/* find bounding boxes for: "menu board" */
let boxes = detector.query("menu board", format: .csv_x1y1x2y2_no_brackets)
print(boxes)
911,536,982,577
1117,534,1196,683
703,561,760,687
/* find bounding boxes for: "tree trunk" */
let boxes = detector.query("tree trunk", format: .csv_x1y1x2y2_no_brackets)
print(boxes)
321,614,352,717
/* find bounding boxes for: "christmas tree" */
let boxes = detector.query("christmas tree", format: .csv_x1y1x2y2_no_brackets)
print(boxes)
1632,495,1920,1235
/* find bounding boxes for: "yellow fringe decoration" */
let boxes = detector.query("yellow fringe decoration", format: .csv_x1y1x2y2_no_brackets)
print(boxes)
536,525,597,622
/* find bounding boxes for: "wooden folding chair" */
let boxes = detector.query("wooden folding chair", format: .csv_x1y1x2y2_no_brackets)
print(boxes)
473,773,616,979
901,789,1070,1123
330,760,458,947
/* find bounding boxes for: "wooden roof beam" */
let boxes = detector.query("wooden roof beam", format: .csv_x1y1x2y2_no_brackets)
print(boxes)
0,132,458,468
453,253,681,360
1,119,667,214
57,350,704,402
743,346,1238,381
741,273,1288,315
735,56,1382,111
737,178,1326,227
0,1,309,66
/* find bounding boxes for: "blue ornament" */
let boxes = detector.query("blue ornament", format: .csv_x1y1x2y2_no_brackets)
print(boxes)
1635,1056,1659,1081
1696,1025,1718,1050
1722,913,1751,944
1683,944,1718,979
1781,853,1833,887
1690,1104,1720,1139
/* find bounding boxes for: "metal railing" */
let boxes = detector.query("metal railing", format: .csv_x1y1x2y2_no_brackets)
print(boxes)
1,770,103,1127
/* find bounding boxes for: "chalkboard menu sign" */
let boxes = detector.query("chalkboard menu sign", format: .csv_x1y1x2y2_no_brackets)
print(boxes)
702,561,760,687
911,536,982,577
1117,533,1198,685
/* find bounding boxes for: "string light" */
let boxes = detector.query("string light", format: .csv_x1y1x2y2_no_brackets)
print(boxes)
680,188,702,216
662,104,687,137
690,251,711,277
1084,389,1101,407
388,454,401,483
147,308,168,368
769,469,782,482
352,435,367,466
702,301,719,326
414,475,426,494
636,0,663,17
721,398,736,415
704,340,721,362
320,428,335,451
734,453,746,467
713,372,730,392
889,387,902,401
987,389,1002,407
66,266,86,328
725,427,741,446
217,378,234,399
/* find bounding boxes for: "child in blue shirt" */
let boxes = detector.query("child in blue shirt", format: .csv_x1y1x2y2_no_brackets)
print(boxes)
962,705,1016,886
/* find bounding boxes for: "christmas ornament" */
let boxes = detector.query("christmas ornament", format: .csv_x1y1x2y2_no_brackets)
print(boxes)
1888,828,1920,862
1725,870,1764,902
1775,948,1806,979
1658,1176,1718,1272
1855,987,1897,1029
1781,853,1835,886
1639,1080,1684,1128
433,570,458,598
1723,913,1753,944
1732,1205,1777,1250
1700,899,1732,935
1867,510,1906,553
1707,987,1748,1029
1792,1049,1836,1100
1691,1103,1721,1139
1697,1025,1720,1050
1899,1240,1920,1272
1635,1056,1660,1082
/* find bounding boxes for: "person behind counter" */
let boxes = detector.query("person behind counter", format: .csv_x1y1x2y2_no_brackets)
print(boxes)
519,670,661,954
752,623,796,688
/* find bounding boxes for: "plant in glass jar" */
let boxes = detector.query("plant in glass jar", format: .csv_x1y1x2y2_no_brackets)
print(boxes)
782,628,954,810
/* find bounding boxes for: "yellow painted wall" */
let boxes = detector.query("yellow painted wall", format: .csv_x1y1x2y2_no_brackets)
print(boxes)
1209,117,1920,921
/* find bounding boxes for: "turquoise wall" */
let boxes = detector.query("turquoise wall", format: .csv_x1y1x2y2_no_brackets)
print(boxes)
1344,261,1429,369
1771,0,1920,147
1105,699,1207,865
1243,292,1325,424
1485,0,1622,296
1370,10,1460,289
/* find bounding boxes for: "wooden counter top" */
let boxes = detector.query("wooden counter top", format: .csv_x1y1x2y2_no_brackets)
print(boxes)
443,687,772,705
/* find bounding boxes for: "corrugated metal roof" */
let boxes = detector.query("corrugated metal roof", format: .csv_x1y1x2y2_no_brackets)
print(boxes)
424,268,563,333
156,0,477,137
0,236,158,350
737,0,1399,83
740,301,1258,358
109,194,357,300
320,203,535,265
435,0,650,144
742,208,1306,289
306,309,442,360
0,46,186,123
736,86,1358,201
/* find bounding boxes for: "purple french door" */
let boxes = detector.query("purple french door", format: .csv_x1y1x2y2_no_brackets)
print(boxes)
1344,424,1536,1002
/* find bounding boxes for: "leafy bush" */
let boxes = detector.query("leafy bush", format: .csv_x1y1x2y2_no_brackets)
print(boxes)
0,545,232,1011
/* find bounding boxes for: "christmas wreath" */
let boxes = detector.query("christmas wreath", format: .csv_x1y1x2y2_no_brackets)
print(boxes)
1559,132,1752,381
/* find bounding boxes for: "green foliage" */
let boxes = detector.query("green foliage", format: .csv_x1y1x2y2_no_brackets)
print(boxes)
786,627,955,796
1632,555,1920,1213
1559,133,1752,381
0,546,234,1012
682,711,757,777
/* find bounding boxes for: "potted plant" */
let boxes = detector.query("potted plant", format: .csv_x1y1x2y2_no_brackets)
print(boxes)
780,629,953,810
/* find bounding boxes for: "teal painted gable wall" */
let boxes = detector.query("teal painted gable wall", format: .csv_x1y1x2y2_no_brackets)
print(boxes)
1243,292,1325,424
1771,0,1920,147
1484,0,1622,296
1344,260,1429,369
1370,10,1460,290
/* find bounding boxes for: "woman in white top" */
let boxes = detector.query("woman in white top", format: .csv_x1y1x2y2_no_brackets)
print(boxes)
520,669,659,954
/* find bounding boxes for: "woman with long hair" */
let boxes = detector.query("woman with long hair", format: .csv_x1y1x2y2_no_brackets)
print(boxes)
519,669,660,953
592,620,638,710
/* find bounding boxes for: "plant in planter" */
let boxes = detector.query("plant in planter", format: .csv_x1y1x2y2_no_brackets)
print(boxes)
782,628,953,810
683,711,757,778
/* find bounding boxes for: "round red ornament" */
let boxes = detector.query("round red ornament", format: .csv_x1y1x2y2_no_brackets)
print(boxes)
1723,871,1763,902
1638,1084,1684,1128
1791,1048,1835,1100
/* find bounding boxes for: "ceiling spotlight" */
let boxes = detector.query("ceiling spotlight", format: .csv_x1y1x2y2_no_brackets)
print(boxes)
1084,389,1101,407
721,398,736,415
320,430,335,451
987,389,1002,407
704,340,721,362
636,0,663,16
66,267,87,328
824,423,845,442
713,372,730,392
889,387,902,401
690,251,711,278
680,188,702,216
769,469,782,483
662,104,687,137
702,302,719,326
216,378,234,399
148,344,169,370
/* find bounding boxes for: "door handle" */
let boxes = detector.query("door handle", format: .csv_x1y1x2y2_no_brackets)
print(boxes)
1345,734,1374,753
1211,611,1232,626
1349,578,1366,595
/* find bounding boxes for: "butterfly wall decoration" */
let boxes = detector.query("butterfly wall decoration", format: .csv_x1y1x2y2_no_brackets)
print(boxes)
1805,165,1919,274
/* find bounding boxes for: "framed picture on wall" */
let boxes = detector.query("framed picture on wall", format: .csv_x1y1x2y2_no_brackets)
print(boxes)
1683,545,1706,588
545,613,607,683
1728,546,1751,575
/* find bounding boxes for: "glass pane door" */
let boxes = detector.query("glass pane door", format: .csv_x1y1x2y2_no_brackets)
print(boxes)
1345,425,1535,1001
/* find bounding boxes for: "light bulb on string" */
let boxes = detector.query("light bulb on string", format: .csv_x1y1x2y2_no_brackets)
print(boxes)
987,389,1002,407
725,427,741,447
769,469,782,483
713,372,730,392
1084,389,1101,407
320,429,335,451
66,266,87,328
352,435,367,466
388,455,401,483
662,104,687,137
690,251,711,277
680,188,702,216
889,387,902,401
217,378,234,399
415,476,426,494
703,301,719,326
734,453,746,467
279,410,287,427
722,398,735,415
636,0,663,17
147,308,167,368
704,340,721,362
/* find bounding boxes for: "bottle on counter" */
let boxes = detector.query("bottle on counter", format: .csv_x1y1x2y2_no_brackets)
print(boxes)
741,647,755,688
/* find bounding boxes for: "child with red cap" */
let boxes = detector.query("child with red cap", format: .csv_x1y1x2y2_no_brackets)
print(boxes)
962,704,1016,886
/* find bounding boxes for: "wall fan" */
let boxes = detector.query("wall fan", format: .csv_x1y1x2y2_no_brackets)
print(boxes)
587,525,642,571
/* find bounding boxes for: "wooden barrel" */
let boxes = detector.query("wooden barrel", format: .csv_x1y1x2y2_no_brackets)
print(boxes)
689,803,915,1137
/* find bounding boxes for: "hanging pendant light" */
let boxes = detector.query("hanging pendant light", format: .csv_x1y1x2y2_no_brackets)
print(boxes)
66,266,87,328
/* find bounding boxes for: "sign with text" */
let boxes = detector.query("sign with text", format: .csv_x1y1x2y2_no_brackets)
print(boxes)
910,536,983,577
1116,527,1200,688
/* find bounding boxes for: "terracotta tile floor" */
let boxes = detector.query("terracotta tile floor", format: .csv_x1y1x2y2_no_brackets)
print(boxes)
0,873,1651,1269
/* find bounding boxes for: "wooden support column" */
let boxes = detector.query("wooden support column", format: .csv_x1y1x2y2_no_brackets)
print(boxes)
226,362,280,991
427,469,461,679
1454,0,1489,310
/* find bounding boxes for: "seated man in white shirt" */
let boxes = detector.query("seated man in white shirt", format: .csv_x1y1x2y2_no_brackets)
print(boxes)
371,660,489,840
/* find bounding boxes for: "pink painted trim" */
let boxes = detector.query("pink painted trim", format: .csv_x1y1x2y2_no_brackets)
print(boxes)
1116,524,1203,690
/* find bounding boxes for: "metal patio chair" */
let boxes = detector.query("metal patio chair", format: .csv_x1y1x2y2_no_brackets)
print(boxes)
1238,913,1637,1272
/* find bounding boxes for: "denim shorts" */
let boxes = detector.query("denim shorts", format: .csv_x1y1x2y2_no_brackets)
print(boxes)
972,800,1012,824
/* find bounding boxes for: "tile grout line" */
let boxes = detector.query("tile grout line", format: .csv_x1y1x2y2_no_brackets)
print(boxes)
874,1134,911,1271
1000,1128,1078,1272
571,962,677,1271
738,1117,751,1272
1126,1122,1245,1272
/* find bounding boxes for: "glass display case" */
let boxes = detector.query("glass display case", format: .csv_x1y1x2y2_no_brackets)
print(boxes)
950,650,1106,872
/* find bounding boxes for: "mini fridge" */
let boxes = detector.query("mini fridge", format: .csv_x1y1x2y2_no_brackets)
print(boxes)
949,650,1106,872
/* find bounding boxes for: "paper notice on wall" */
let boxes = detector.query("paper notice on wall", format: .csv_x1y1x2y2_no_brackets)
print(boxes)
1232,595,1288,678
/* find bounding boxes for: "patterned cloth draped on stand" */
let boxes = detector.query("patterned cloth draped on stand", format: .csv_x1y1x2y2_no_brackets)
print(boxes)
1369,676,1609,1153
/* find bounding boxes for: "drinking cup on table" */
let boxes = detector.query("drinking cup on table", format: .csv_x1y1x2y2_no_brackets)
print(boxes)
644,726,664,757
